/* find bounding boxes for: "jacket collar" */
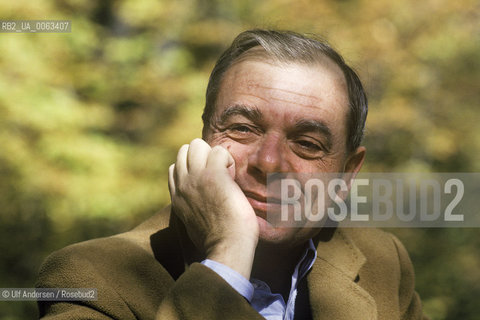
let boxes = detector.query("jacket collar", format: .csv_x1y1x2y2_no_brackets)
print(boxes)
313,226,366,281
306,227,377,320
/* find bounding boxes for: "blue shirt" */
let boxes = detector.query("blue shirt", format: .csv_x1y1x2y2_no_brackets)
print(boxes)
202,239,317,319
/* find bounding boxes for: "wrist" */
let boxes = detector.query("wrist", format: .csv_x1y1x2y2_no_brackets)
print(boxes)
206,237,257,279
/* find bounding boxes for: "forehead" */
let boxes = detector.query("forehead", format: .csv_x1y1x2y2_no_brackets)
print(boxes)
215,58,349,123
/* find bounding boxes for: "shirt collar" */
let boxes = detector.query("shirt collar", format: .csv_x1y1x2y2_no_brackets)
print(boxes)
296,238,318,281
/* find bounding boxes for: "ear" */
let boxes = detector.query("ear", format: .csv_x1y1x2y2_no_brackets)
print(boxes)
342,146,366,190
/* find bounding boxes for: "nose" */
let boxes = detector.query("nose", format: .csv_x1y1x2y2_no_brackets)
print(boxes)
248,133,288,176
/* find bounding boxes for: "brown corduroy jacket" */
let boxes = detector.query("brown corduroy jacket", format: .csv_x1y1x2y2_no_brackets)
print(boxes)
37,206,428,319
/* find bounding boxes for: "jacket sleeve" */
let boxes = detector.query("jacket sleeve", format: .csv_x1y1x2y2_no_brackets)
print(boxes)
36,238,263,320
391,235,430,320
155,263,262,319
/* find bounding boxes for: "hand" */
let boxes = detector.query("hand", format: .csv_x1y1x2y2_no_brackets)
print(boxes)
168,138,259,278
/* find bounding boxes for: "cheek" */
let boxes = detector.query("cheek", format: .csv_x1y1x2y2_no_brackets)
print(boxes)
227,144,251,169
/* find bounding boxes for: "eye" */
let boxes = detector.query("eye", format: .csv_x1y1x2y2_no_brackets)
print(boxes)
231,125,252,133
228,123,262,136
224,123,260,142
296,140,322,151
290,137,327,159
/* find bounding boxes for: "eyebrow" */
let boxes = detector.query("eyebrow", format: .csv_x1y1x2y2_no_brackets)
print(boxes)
218,104,263,124
217,104,334,151
292,119,333,151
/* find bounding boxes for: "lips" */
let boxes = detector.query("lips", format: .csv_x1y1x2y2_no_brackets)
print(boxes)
243,190,283,217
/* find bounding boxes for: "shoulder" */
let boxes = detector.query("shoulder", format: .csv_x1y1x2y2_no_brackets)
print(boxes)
39,236,151,276
38,207,175,286
36,209,178,318
37,233,173,294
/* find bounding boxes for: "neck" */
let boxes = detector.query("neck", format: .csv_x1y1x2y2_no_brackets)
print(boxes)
251,240,307,301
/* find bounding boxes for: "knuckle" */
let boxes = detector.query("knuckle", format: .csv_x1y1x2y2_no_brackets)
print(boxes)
176,177,197,195
199,170,216,185
190,138,208,150
189,139,211,158
191,138,204,145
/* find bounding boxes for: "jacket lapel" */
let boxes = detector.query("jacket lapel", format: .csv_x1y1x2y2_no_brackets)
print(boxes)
307,228,377,320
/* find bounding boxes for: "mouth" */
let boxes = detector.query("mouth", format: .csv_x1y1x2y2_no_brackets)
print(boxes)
243,191,283,218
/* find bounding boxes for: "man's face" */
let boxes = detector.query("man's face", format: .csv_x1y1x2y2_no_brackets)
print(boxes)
204,58,360,247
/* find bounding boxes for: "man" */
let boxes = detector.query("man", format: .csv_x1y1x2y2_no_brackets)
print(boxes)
37,29,427,319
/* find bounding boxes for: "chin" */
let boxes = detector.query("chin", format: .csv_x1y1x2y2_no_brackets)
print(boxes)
256,215,321,247
256,216,297,244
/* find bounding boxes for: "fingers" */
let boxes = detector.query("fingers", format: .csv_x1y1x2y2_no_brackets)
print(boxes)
177,138,232,175
168,164,176,198
175,144,189,181
172,139,234,192
206,145,235,171
187,138,211,173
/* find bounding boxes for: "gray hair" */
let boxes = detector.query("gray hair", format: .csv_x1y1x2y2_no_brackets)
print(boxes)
202,29,368,152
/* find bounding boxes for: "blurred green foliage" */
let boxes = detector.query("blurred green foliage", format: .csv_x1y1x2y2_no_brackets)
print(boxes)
0,0,479,319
